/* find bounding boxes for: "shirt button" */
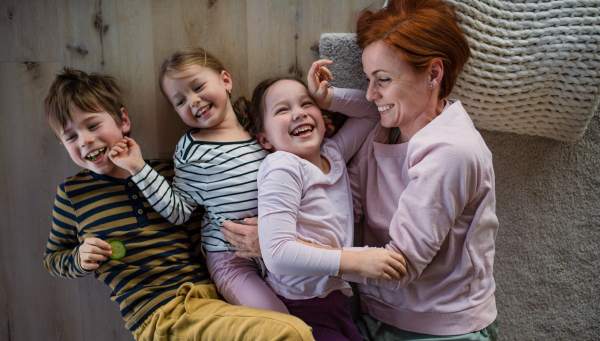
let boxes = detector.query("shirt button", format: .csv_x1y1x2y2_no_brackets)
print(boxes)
132,195,138,200
128,182,134,187
137,209,143,215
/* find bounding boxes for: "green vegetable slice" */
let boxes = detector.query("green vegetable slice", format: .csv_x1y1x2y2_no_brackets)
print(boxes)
108,240,126,260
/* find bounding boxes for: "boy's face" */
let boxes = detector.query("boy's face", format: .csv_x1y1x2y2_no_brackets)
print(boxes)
60,105,131,178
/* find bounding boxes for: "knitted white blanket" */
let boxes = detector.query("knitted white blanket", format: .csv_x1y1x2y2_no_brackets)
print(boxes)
319,0,600,141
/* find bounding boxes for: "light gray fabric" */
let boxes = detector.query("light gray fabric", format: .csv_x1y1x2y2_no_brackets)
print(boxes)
321,34,600,340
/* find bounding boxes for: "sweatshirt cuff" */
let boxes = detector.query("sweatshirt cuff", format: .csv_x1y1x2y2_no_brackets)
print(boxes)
131,163,152,184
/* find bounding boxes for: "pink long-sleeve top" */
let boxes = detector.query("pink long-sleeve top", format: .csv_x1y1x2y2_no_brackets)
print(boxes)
257,88,379,300
348,98,498,335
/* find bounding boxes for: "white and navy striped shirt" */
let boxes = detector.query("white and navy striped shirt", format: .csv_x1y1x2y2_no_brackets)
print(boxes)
132,130,268,253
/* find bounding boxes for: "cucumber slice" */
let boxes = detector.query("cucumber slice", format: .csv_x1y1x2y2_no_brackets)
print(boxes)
108,240,126,260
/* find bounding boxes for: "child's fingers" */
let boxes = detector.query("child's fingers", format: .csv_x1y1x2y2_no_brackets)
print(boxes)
81,260,100,271
85,237,112,251
318,66,334,81
390,251,407,268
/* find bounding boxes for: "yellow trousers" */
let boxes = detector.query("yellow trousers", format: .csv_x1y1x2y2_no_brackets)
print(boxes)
134,282,314,341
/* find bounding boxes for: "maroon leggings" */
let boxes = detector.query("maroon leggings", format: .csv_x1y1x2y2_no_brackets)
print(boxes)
278,290,363,341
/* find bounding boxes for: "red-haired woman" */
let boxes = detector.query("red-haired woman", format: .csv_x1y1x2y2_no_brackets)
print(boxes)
347,0,499,339
222,0,499,339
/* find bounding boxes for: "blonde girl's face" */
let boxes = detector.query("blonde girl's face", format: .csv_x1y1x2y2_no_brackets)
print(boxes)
162,65,235,130
258,79,325,161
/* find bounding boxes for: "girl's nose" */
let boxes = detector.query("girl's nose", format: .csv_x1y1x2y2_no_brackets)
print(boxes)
190,98,201,108
292,110,308,121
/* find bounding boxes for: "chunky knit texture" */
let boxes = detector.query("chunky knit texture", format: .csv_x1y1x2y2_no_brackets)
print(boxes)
320,0,600,141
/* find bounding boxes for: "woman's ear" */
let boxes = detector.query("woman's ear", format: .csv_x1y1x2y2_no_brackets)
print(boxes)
428,59,444,87
257,132,273,151
221,70,233,93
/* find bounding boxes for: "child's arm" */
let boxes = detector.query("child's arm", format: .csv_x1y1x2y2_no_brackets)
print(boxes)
109,137,200,225
43,184,112,278
308,60,380,163
258,156,405,282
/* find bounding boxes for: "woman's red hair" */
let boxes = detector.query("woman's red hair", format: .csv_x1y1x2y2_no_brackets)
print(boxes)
356,0,470,99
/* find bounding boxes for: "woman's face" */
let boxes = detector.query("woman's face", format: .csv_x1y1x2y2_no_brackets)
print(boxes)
362,41,437,131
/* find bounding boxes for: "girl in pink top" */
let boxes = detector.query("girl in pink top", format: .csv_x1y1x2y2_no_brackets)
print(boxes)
247,60,407,341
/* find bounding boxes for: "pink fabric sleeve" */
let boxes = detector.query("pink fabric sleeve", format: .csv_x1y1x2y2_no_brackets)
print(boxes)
329,88,380,163
387,141,480,289
257,158,341,277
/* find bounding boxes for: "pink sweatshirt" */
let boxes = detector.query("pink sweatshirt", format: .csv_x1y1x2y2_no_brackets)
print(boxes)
348,98,498,335
257,88,379,300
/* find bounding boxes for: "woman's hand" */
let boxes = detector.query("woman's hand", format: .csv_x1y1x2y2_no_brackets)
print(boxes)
307,59,335,110
221,218,262,258
340,248,407,281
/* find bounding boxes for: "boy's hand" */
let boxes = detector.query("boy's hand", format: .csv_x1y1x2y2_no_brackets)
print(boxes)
308,59,334,110
340,248,407,281
79,238,112,271
108,137,146,175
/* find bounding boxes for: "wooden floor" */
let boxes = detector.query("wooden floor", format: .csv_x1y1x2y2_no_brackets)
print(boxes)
0,0,383,339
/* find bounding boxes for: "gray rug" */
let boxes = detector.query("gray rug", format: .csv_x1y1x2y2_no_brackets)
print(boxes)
321,34,600,340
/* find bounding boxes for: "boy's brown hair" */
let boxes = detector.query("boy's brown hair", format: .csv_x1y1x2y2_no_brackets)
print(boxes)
44,67,127,138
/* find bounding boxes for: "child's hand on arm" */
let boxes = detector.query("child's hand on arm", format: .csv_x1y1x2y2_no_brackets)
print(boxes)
339,248,407,281
79,238,112,271
108,137,146,175
308,59,335,110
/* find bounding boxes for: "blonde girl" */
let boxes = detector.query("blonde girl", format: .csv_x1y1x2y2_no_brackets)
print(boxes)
109,47,289,314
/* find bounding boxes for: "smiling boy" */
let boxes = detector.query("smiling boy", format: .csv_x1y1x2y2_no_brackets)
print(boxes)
42,68,313,341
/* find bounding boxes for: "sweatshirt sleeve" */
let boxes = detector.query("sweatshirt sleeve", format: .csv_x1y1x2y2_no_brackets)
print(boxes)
386,141,480,289
132,162,200,226
257,154,341,276
329,88,380,163
43,183,93,279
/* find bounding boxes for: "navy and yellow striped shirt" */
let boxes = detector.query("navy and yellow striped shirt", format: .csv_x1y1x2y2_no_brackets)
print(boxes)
43,160,210,331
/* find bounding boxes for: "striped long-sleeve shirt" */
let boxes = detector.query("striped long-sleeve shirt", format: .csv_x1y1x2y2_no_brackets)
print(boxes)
43,160,210,331
132,134,268,253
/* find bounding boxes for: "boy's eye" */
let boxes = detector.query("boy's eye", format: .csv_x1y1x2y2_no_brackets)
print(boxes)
275,108,287,115
176,99,185,106
64,135,76,142
302,102,313,107
89,123,100,129
194,84,204,92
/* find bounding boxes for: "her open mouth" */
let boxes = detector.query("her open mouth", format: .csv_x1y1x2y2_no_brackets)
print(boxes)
195,104,212,118
85,147,106,162
291,124,314,137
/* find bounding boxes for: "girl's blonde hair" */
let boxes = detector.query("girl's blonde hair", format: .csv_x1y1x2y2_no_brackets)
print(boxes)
158,47,250,130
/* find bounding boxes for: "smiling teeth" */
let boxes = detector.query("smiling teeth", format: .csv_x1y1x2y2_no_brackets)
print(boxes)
378,105,393,112
292,126,313,135
85,148,106,161
196,104,212,117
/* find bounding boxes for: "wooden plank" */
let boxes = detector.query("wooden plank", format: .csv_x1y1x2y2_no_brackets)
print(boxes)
0,0,59,62
100,0,158,160
247,0,384,92
151,0,248,158
0,61,83,341
58,0,104,72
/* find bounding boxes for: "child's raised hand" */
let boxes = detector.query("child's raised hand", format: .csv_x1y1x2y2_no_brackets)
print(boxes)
108,137,146,175
308,59,335,110
340,248,407,281
79,238,112,271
